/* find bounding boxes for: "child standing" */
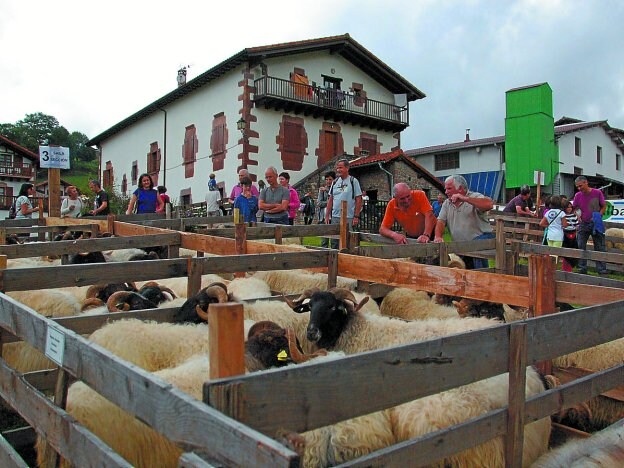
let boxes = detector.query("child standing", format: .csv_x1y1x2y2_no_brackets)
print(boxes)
561,200,579,272
539,195,568,268
233,177,258,225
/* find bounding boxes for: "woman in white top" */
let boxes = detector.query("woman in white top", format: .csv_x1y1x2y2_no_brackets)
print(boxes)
15,183,40,219
539,195,568,247
60,185,83,218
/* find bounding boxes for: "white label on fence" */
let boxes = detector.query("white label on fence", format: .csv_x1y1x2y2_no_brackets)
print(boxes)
45,323,66,365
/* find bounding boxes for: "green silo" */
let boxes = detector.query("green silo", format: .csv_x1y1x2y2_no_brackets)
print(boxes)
505,83,557,188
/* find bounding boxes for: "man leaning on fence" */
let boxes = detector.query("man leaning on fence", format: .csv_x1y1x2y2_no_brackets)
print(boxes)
324,158,362,249
379,182,436,244
433,174,494,269
572,175,607,275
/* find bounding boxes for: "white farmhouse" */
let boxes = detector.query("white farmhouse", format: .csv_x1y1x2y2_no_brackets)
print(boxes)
87,34,425,208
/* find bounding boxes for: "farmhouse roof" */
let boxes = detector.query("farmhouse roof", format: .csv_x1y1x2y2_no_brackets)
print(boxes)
87,34,425,146
0,134,39,162
350,149,444,192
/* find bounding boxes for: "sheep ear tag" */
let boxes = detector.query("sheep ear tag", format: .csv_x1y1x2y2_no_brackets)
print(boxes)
277,350,288,361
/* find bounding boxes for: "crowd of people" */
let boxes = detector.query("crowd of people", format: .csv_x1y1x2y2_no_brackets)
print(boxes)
15,163,609,275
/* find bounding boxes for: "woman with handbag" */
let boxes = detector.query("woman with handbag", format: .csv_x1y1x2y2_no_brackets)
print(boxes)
539,196,568,267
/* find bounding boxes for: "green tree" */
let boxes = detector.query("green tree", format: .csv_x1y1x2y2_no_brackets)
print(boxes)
68,131,96,162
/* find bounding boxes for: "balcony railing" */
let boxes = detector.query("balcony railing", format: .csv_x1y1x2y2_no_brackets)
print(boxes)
0,164,34,178
254,76,409,130
0,196,48,211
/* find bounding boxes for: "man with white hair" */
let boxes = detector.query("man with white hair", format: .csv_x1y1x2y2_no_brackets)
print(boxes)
433,174,494,269
229,168,259,203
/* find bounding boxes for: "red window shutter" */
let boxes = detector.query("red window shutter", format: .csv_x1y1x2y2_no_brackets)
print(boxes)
284,122,303,153
362,137,377,155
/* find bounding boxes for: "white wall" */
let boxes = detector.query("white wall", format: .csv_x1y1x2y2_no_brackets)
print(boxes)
98,50,405,205
413,144,502,178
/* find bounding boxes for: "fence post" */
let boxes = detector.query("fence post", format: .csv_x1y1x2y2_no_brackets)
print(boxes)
234,217,247,278
529,254,557,375
0,227,5,245
505,323,527,468
327,250,338,289
187,257,202,299
208,302,245,379
438,242,448,267
107,214,115,235
274,225,283,245
339,200,348,250
348,231,360,254
496,218,506,274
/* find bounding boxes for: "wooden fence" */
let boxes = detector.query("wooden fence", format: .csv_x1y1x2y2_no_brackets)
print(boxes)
0,214,622,466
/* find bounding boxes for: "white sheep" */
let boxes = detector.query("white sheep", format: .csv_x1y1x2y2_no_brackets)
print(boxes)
532,420,624,467
228,276,272,301
253,269,357,294
42,350,397,468
287,290,550,466
380,287,459,320
552,337,624,430
2,289,83,373
605,227,624,250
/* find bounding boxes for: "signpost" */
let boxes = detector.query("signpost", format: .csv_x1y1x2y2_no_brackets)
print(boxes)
39,145,70,217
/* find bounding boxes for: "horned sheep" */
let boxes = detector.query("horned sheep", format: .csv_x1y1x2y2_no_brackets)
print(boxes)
286,288,551,466
380,287,460,320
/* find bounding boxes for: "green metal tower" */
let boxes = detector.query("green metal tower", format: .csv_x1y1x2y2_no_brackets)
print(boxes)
505,83,557,188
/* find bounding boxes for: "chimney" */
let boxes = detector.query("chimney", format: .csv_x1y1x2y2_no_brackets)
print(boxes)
177,67,187,87
465,128,471,142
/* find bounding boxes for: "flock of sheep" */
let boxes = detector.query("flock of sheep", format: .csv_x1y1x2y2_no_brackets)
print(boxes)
1,243,623,467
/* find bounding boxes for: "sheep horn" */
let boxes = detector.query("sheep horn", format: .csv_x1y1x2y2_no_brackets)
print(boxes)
286,328,327,363
159,286,177,299
247,320,284,339
203,283,229,303
284,288,320,309
195,305,209,323
80,297,105,311
328,288,369,313
86,284,107,299
106,291,134,312
142,281,160,288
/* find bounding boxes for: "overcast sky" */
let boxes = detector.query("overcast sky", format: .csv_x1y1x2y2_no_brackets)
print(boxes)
1,0,622,149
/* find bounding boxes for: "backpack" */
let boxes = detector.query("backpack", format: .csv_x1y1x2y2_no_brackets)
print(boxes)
329,176,357,200
8,200,16,219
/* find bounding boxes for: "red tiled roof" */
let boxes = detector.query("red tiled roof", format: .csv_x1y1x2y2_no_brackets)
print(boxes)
349,149,444,192
0,134,39,162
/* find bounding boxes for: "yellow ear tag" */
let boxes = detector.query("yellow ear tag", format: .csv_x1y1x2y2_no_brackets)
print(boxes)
277,350,288,361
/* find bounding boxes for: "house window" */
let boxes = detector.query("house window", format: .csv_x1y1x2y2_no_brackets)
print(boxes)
147,143,161,175
121,174,128,195
435,152,460,171
210,115,227,171
131,161,138,185
617,154,621,171
575,137,581,157
361,136,378,156
596,146,602,164
103,161,114,188
183,125,198,178
574,166,583,176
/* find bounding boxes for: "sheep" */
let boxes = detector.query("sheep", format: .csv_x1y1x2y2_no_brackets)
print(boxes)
228,276,273,301
285,288,551,466
605,227,624,250
103,248,158,263
380,287,460,321
551,337,624,431
136,273,230,299
532,421,624,467
2,290,83,373
252,269,357,294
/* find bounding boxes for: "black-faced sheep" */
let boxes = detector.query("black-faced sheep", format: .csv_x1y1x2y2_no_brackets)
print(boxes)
285,287,551,466
173,282,229,323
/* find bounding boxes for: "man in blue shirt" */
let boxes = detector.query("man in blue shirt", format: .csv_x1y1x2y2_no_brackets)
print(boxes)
432,193,444,217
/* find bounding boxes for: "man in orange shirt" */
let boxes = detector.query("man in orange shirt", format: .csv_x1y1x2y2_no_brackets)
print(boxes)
379,182,436,244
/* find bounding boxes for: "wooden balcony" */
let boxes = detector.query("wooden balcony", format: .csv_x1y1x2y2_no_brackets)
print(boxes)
0,164,35,178
254,76,409,132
